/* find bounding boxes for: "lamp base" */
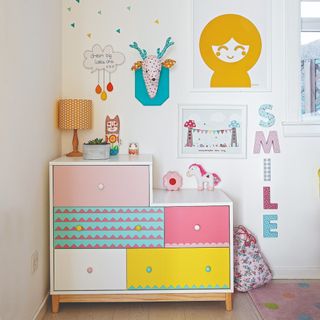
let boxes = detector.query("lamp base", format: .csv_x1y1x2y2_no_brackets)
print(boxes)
66,129,82,157
66,150,83,157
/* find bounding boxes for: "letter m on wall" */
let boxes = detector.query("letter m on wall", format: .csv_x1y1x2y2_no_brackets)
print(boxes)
253,131,280,154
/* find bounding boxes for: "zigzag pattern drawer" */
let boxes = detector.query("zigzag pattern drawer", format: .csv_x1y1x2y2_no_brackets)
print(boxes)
53,207,164,249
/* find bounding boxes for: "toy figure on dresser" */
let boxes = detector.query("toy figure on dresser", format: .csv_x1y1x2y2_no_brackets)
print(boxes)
186,163,221,191
128,142,139,156
105,115,120,155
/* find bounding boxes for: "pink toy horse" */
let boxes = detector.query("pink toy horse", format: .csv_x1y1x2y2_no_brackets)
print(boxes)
186,164,221,191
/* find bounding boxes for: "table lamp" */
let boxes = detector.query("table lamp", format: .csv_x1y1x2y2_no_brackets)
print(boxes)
58,99,93,157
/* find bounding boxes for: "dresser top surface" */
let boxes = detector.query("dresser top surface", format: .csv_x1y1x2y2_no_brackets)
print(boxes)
152,188,232,206
50,154,153,166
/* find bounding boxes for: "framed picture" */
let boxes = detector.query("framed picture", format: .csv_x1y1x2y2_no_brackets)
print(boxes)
192,0,272,92
178,104,247,158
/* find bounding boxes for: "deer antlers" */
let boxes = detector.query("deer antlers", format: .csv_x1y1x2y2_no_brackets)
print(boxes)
130,38,175,60
129,42,148,60
157,37,175,59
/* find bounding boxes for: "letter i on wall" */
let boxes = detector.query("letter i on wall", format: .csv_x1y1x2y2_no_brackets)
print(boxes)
264,159,271,181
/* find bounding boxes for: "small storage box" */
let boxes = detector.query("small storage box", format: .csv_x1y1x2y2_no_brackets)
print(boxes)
83,144,110,160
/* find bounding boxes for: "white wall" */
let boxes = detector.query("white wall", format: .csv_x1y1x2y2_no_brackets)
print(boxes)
0,1,61,319
61,0,320,278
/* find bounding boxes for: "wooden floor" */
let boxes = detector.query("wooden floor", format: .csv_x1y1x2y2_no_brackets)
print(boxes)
42,293,262,320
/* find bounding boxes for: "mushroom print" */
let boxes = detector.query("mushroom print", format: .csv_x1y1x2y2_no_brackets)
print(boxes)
183,119,241,150
229,120,240,147
184,120,196,147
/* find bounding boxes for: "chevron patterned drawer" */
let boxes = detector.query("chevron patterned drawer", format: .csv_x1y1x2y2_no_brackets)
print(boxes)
127,248,230,290
53,207,164,249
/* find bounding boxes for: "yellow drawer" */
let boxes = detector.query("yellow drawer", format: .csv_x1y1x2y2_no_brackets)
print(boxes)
127,248,230,290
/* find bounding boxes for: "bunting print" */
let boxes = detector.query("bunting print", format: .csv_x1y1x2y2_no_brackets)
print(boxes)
179,105,247,158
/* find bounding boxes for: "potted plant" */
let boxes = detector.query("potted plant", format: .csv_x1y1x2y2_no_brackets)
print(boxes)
83,138,110,160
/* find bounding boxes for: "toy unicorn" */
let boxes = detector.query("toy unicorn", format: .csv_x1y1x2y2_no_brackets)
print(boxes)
186,163,221,191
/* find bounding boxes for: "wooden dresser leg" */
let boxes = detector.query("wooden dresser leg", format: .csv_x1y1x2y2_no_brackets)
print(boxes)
51,295,60,313
225,293,233,311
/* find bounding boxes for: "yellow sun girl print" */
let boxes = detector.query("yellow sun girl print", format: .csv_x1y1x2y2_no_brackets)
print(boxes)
199,14,262,88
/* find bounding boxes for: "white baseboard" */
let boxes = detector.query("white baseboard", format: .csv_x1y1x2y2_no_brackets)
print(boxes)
272,267,320,279
32,293,49,320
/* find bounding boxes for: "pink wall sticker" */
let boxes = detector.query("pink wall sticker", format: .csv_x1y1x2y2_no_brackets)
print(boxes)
263,187,278,210
253,131,280,154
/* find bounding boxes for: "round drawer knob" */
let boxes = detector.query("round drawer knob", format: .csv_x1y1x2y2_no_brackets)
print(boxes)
135,225,142,231
87,267,93,274
97,183,105,191
194,224,201,231
75,225,83,231
146,266,152,273
205,266,212,273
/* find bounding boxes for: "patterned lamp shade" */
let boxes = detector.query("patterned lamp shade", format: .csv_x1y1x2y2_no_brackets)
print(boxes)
58,99,93,130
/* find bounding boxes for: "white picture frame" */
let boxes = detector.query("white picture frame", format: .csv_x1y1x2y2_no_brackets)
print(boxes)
192,0,272,92
178,104,247,158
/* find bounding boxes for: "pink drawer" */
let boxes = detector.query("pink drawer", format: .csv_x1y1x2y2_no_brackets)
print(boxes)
53,166,149,207
165,206,229,247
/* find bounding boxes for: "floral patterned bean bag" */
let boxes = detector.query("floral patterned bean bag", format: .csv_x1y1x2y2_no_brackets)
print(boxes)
234,225,272,292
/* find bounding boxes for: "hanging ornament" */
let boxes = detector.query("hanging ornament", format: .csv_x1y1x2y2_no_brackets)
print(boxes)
107,82,114,92
95,71,102,94
101,91,108,101
95,84,102,94
99,71,108,101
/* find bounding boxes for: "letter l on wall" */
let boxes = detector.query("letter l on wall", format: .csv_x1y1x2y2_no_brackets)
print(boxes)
263,186,278,210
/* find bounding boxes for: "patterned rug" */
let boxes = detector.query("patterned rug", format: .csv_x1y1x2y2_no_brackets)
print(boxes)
248,281,320,320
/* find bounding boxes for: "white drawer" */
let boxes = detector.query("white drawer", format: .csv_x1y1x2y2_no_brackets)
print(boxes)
54,249,126,291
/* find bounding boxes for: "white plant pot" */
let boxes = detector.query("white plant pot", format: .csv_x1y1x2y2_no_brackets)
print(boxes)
83,144,110,160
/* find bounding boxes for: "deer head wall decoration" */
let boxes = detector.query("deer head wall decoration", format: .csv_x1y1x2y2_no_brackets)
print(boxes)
130,37,176,105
